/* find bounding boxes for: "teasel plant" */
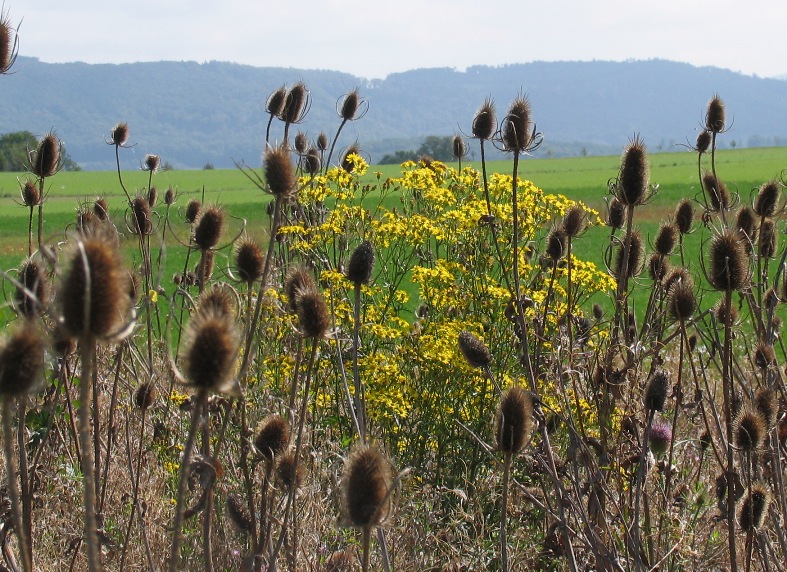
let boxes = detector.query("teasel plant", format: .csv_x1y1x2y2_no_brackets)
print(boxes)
324,88,367,173
0,6,20,75
19,180,42,256
28,131,63,252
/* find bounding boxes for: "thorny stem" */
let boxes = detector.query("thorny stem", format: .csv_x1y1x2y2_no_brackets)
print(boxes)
500,452,512,572
352,282,367,442
79,338,102,572
722,288,739,572
2,399,32,572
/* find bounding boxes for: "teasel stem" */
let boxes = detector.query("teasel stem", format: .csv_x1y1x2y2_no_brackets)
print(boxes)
99,343,125,513
201,420,214,572
722,287,739,572
114,143,132,205
633,408,655,572
352,282,367,442
2,399,32,572
500,451,513,572
324,118,349,175
255,459,275,560
286,337,304,426
27,204,33,256
15,400,33,570
169,388,208,572
78,338,102,572
36,178,44,252
237,399,259,552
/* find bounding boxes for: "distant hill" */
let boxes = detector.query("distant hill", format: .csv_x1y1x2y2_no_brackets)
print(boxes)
2,57,787,170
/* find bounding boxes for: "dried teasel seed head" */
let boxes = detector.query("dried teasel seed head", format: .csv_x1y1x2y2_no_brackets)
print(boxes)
323,550,355,572
0,12,18,74
648,421,672,455
735,206,757,248
276,451,304,491
648,253,669,282
131,196,153,235
164,186,176,206
562,205,587,238
302,147,321,175
614,230,644,279
754,180,781,217
452,135,466,160
667,276,696,322
254,415,290,461
654,223,677,256
226,494,253,534
196,284,235,319
284,266,315,314
185,199,202,224
147,186,158,207
193,205,225,250
754,387,778,429
674,199,694,235
266,86,287,117
346,240,375,286
662,266,690,294
341,144,362,173
183,309,238,393
458,331,492,369
758,218,778,259
134,382,156,410
700,430,712,451
501,95,533,152
234,237,264,283
713,297,739,326
127,271,140,305
31,132,61,178
753,341,776,369
264,145,295,197
296,287,330,339
293,131,308,154
93,198,109,221
21,181,40,207
702,172,730,212
342,445,393,528
196,249,215,288
545,225,568,261
617,136,649,207
340,88,361,121
607,198,626,229
143,154,160,172
738,483,770,532
316,132,329,151
592,303,604,321
61,237,128,339
705,95,726,134
15,259,48,319
696,130,712,154
281,81,308,124
708,229,749,292
111,123,129,146
734,407,766,452
0,323,46,398
472,98,496,141
644,369,670,412
495,386,534,454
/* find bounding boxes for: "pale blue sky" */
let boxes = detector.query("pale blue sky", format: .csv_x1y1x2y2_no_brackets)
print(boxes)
11,0,787,79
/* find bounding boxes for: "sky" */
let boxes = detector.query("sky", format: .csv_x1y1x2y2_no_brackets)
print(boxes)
9,1,787,80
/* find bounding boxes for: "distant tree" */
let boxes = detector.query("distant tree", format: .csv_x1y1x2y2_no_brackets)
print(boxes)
0,130,81,171
161,161,175,171
416,135,455,162
379,149,418,165
203,162,215,170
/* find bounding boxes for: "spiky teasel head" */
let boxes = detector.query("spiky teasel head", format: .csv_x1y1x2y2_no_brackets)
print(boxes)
342,445,393,528
143,154,160,173
654,223,677,256
15,258,48,319
754,387,778,430
110,123,130,147
197,249,215,287
607,198,626,229
264,145,295,198
495,386,534,455
296,287,330,339
21,180,40,207
133,382,156,410
183,309,238,393
193,205,225,250
254,415,290,462
293,132,308,154
452,135,467,160
0,10,19,74
702,172,730,212
147,186,158,207
226,494,253,534
758,218,777,259
695,130,712,154
562,205,587,239
648,253,669,282
284,266,315,313
738,483,770,533
340,88,363,121
234,237,264,284
276,451,304,491
60,235,129,339
164,186,176,206
302,147,321,175
753,341,776,370
185,199,201,224
501,95,534,152
281,81,309,124
644,369,670,412
734,407,766,452
0,323,46,398
93,197,109,221
614,230,644,279
31,132,62,178
317,132,329,151
754,180,781,217
196,284,236,319
674,199,694,235
130,195,153,235
545,225,567,262
667,275,696,322
735,206,757,247
458,331,492,369
266,86,287,117
341,144,362,173
705,95,726,134
648,420,672,455
346,240,375,286
708,229,749,292
616,136,649,207
713,297,739,326
472,98,496,141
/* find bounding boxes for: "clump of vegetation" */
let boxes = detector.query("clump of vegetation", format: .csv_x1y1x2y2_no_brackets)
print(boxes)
1,15,787,572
